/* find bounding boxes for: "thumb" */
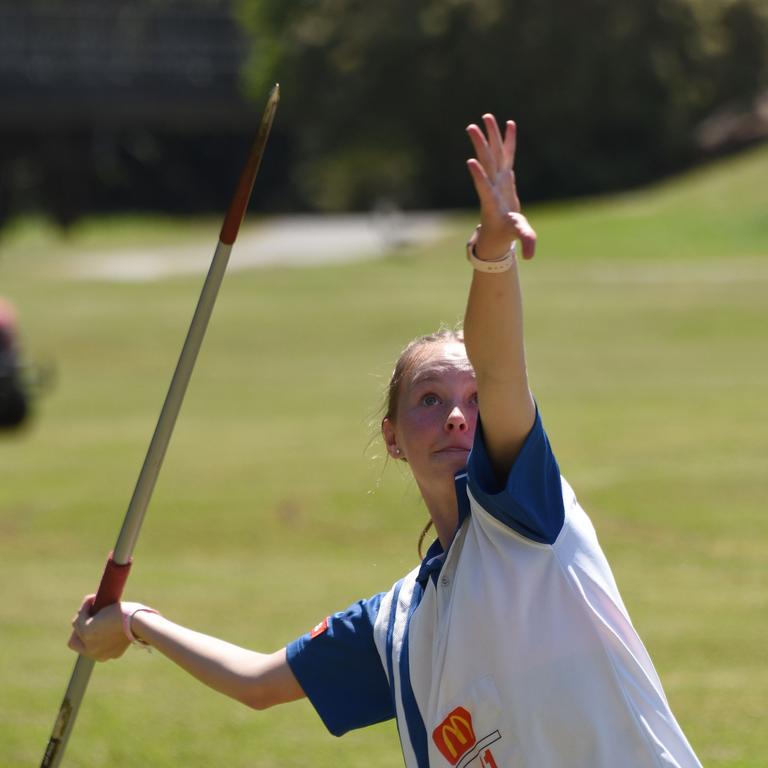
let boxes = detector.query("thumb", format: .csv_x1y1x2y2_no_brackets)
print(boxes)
508,212,537,260
78,593,96,616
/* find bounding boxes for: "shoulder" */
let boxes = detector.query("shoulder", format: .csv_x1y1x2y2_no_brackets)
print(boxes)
466,407,565,544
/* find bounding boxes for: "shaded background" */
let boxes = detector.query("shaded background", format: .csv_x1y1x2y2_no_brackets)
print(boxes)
1,0,767,226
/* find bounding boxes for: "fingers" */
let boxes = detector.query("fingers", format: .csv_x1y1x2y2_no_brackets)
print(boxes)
499,170,521,214
76,593,95,619
70,597,93,656
466,159,496,210
72,594,94,635
467,115,515,173
68,593,126,662
68,630,85,654
466,157,522,224
466,123,497,178
466,114,534,260
467,115,522,217
482,114,506,170
503,120,517,169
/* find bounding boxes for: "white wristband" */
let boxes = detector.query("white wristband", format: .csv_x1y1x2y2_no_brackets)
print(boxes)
466,227,516,273
120,602,160,648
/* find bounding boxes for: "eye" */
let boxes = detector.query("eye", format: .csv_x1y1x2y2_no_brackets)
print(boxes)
420,393,441,407
469,391,479,405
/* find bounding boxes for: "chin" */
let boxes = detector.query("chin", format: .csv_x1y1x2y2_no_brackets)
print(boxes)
435,451,469,472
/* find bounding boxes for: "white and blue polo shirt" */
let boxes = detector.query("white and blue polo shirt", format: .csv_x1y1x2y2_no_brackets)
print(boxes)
286,410,702,768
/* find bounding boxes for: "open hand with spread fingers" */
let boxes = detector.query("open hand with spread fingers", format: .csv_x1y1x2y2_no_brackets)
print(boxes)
466,114,536,263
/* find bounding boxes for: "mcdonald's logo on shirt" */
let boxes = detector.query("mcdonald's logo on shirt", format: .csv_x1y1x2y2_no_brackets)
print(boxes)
432,706,477,765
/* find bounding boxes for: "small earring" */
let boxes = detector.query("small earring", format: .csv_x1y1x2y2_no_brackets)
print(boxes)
394,448,401,456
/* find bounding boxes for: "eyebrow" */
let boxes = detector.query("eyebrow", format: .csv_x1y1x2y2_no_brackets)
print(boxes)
409,372,441,386
409,365,475,387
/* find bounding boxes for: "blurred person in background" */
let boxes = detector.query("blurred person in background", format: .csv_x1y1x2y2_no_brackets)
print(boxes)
0,297,30,430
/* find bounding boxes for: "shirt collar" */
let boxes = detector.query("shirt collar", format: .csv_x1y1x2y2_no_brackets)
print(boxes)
416,470,470,587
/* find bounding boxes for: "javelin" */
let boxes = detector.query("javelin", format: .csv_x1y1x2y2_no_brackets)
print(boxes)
40,83,280,768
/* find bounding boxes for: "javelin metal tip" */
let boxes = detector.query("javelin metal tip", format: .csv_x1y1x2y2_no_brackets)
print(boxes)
219,87,281,245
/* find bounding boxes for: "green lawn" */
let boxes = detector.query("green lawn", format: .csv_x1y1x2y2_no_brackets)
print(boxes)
1,144,767,767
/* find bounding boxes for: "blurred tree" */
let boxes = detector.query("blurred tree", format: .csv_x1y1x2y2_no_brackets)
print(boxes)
714,0,767,109
2,1,765,224
236,0,723,209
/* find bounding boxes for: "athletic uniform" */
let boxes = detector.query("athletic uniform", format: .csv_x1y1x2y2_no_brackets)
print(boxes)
287,410,702,768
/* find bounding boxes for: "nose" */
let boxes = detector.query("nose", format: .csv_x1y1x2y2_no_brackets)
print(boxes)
445,405,468,432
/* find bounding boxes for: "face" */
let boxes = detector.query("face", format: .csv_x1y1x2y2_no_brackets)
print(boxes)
383,341,478,496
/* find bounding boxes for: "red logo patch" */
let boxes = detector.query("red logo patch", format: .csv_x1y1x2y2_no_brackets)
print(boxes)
309,617,329,638
433,706,476,765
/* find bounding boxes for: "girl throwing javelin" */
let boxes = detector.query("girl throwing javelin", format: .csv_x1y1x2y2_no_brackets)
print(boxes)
70,115,702,768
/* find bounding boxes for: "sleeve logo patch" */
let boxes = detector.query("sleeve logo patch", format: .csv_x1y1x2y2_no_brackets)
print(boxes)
433,706,476,765
309,617,329,639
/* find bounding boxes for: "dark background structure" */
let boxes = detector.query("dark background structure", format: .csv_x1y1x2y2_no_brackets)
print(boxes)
1,0,767,227
0,1,268,227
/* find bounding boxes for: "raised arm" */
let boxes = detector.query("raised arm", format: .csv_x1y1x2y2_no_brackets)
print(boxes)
68,596,304,710
463,115,537,480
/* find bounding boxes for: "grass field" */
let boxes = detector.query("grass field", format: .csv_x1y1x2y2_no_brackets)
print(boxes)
1,144,767,767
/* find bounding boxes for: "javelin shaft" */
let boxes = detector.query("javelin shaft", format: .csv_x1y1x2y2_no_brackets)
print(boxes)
115,79,279,564
41,84,280,768
113,237,233,562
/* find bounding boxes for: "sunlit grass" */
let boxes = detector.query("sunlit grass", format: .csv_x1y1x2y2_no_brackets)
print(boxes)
1,143,766,767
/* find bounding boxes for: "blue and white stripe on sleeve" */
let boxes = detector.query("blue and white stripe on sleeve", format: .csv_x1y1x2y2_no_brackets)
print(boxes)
285,594,395,736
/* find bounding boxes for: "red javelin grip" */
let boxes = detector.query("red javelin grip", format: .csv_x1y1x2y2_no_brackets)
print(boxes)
91,552,133,614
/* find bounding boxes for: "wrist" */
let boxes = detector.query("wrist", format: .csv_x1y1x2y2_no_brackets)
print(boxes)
466,226,516,273
120,602,161,648
474,232,513,262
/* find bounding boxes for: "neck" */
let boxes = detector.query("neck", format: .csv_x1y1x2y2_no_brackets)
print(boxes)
418,480,460,551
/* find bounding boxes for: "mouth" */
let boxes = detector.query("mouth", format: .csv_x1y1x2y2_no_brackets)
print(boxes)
434,446,471,456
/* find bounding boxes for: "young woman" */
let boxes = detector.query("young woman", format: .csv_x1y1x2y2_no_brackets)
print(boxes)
69,115,702,767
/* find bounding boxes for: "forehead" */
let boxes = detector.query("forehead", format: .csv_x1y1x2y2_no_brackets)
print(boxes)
406,341,474,386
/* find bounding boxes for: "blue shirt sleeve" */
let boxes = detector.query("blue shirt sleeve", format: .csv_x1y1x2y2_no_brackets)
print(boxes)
466,407,565,544
285,593,394,736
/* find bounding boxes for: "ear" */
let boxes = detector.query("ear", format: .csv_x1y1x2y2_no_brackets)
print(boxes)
381,417,404,460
